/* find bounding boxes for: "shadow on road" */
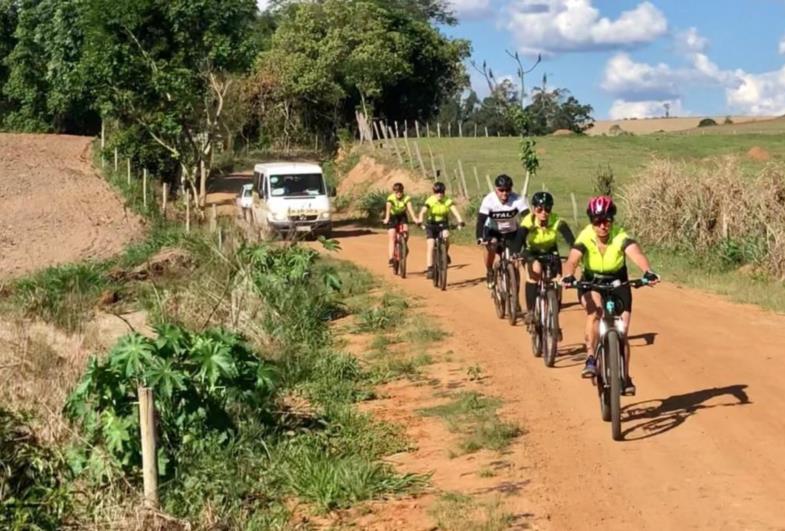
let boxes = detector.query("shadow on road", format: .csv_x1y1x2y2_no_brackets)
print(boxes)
331,228,375,238
449,276,487,290
552,343,586,368
629,332,657,346
621,384,751,441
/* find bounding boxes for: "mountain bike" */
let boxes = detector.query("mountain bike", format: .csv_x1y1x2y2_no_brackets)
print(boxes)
423,222,460,291
391,221,408,278
567,278,650,441
525,253,561,367
486,236,520,326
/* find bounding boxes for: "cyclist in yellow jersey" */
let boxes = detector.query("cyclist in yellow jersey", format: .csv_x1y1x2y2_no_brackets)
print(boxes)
562,196,660,395
383,182,418,268
520,191,575,329
417,181,465,279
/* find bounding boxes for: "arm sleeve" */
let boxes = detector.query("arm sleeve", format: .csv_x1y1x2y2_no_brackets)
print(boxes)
519,226,530,249
558,222,576,247
475,213,488,239
621,237,637,251
478,195,491,215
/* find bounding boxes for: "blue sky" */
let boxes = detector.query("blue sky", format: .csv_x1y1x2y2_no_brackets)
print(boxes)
441,0,785,119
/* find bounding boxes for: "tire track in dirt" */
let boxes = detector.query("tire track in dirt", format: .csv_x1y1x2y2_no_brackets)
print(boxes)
332,226,785,531
0,133,143,279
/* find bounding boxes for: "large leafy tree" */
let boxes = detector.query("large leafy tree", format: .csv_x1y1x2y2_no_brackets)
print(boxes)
2,0,97,133
0,0,18,121
82,0,258,202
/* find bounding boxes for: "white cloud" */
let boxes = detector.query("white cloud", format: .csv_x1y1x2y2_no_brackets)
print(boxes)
608,99,683,120
727,67,785,115
504,0,667,55
602,53,680,100
448,0,493,19
676,27,708,54
779,36,785,55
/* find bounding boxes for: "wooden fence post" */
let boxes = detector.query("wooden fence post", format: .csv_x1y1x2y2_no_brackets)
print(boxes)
114,148,118,172
570,192,579,226
474,123,478,138
185,189,191,233
458,121,462,138
403,133,414,171
413,142,427,177
138,386,159,509
522,171,531,199
426,122,431,137
484,126,489,138
457,159,469,198
438,155,448,187
448,122,452,137
437,122,441,138
427,145,438,180
143,168,148,209
485,173,493,193
126,159,131,185
472,166,481,195
210,204,217,233
162,182,168,216
415,121,420,138
394,120,399,138
199,160,206,208
100,121,106,168
388,127,403,164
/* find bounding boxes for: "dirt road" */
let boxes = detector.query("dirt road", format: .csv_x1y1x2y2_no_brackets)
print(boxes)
333,227,785,530
0,133,142,279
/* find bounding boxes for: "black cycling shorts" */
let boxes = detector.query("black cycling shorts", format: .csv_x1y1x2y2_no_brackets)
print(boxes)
578,271,632,313
425,221,449,239
387,213,408,229
483,227,524,255
527,250,562,277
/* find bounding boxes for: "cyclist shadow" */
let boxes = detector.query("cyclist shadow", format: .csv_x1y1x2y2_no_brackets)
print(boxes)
552,343,586,368
450,277,487,289
628,332,657,346
621,384,751,441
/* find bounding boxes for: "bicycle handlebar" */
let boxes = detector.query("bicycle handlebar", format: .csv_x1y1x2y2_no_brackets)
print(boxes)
565,278,650,291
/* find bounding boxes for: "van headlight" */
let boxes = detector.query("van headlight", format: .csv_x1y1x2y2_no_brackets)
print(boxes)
319,211,330,220
268,212,287,222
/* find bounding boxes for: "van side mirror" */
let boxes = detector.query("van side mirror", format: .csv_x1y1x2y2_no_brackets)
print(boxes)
329,186,337,197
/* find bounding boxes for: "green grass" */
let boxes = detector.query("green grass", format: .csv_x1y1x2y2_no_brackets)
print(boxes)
419,392,521,455
428,492,517,531
418,133,785,214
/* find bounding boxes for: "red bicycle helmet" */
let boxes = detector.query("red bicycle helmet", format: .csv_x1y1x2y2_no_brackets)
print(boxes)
586,195,616,221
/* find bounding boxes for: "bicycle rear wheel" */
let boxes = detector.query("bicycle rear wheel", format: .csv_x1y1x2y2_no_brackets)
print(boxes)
398,237,407,278
506,262,519,326
606,330,623,441
438,240,448,291
530,295,543,357
543,289,559,367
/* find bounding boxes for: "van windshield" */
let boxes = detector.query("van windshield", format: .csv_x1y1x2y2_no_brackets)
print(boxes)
269,173,325,197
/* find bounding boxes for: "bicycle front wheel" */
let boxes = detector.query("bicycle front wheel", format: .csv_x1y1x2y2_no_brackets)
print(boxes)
438,240,448,291
606,330,623,441
544,289,559,367
398,238,407,279
493,266,506,319
530,295,543,357
506,262,519,326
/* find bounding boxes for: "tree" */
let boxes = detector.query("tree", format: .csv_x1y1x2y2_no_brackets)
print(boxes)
0,0,18,121
82,0,258,204
525,86,593,135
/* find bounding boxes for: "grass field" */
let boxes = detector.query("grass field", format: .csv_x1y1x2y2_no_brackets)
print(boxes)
409,133,785,220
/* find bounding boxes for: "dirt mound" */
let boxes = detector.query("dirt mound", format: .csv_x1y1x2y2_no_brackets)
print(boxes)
747,146,770,161
0,133,143,279
338,154,432,199
551,128,574,136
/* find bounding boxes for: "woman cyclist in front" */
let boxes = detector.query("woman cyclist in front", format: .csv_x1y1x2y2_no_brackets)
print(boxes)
561,195,660,396
382,182,418,268
417,181,465,279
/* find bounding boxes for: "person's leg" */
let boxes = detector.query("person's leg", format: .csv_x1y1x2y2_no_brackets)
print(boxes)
581,291,602,377
387,227,396,263
619,284,634,393
525,260,542,313
425,238,435,268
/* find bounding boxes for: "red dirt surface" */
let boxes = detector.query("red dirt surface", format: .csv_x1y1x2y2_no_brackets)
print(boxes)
330,226,785,530
0,133,142,279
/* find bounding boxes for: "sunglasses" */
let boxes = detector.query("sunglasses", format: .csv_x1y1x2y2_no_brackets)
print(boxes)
534,206,551,213
592,218,613,226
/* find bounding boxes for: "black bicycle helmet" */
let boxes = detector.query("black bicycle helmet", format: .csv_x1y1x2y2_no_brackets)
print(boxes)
531,191,554,211
433,181,446,193
494,174,513,190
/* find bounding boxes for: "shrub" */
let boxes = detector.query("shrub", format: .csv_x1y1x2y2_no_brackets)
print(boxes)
724,116,734,125
622,158,785,277
593,164,615,197
698,117,717,127
358,190,388,224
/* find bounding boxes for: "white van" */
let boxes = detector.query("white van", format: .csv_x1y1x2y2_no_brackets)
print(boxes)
252,162,334,236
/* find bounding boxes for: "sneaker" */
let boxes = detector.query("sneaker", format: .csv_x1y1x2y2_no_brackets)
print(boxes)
523,312,536,333
388,258,395,268
581,356,597,378
486,269,495,289
623,377,636,396
426,266,434,279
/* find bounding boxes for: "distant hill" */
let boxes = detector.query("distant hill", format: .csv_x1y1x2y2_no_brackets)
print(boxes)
588,116,775,136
